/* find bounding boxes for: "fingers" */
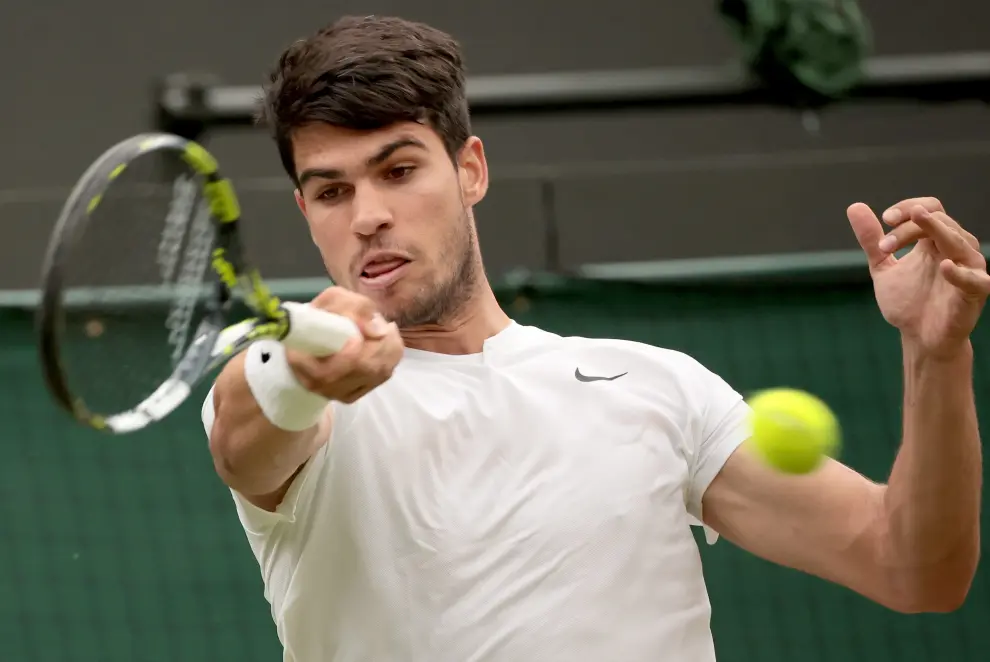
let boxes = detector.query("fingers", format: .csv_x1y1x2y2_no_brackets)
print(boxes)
309,286,387,338
916,208,979,249
847,202,894,269
326,323,403,403
283,285,403,403
911,207,984,266
940,259,990,299
286,335,363,390
877,219,924,254
859,196,988,305
876,206,981,256
881,197,944,226
288,321,403,403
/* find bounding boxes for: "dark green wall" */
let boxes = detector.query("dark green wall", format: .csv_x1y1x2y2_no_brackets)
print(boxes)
2,280,987,661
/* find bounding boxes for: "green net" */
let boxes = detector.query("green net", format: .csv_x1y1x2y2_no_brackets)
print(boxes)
1,277,987,661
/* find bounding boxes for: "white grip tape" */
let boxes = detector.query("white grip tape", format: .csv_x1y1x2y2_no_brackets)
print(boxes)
244,339,329,431
280,301,360,357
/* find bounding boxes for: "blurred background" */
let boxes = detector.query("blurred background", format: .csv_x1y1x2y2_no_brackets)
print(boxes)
1,1,989,660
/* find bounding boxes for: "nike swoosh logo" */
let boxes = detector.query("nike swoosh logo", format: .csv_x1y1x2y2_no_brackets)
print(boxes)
574,368,628,382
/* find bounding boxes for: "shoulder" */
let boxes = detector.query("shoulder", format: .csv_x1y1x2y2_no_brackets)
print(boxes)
527,326,742,409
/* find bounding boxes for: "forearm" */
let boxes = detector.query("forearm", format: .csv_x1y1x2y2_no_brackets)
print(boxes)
882,338,981,605
209,353,328,497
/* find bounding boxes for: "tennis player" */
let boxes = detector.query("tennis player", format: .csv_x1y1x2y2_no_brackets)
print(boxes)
201,15,988,662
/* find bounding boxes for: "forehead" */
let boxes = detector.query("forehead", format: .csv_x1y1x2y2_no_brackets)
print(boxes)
291,121,443,169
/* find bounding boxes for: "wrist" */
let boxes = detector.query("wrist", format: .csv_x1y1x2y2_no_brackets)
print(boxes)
243,340,330,431
901,336,973,366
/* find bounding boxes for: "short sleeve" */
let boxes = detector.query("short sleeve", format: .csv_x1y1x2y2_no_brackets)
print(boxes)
680,361,752,543
200,386,328,537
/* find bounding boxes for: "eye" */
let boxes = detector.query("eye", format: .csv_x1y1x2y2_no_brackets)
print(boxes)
385,165,415,181
316,185,347,201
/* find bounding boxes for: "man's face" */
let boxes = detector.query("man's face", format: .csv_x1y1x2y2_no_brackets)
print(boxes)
292,122,489,327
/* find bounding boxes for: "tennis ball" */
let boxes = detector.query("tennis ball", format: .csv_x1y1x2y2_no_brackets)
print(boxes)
746,388,841,474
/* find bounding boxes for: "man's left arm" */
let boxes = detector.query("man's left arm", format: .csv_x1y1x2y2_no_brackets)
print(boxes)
703,342,980,613
703,199,986,614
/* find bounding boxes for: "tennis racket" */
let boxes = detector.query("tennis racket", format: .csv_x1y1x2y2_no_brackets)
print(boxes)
37,132,359,434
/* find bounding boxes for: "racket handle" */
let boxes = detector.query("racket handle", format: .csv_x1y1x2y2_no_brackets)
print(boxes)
280,301,361,357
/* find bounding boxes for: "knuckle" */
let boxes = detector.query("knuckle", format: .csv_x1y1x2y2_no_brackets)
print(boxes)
372,361,395,382
329,352,357,376
388,327,405,347
340,336,364,357
311,363,348,393
357,351,392,383
389,342,404,364
330,379,359,402
310,286,347,309
313,286,374,311
333,290,378,320
352,342,396,384
339,288,366,304
354,297,379,318
938,212,961,228
948,226,969,245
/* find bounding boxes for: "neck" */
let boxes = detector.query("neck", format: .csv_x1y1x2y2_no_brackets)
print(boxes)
400,283,510,355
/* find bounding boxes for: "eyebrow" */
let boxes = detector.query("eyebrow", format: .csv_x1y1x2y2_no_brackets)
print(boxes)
297,137,428,187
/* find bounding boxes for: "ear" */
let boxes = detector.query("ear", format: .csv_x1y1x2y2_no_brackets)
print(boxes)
294,188,307,217
294,188,322,248
456,136,489,207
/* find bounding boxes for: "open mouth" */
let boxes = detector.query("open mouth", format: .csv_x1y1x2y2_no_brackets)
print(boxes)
359,257,410,289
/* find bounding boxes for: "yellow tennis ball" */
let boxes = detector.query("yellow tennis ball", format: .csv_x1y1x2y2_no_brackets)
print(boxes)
746,388,841,474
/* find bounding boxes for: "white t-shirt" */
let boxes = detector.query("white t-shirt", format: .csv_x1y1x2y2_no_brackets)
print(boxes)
201,322,751,662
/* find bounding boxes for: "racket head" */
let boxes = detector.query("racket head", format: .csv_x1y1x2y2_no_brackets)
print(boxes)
37,133,287,433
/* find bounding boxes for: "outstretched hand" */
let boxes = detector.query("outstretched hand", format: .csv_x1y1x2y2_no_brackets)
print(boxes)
848,197,990,358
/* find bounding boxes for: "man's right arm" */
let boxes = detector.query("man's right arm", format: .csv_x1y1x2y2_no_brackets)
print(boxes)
203,286,404,513
207,351,331,513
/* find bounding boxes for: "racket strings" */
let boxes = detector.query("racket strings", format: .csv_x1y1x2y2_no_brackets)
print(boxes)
58,151,217,415
162,177,216,366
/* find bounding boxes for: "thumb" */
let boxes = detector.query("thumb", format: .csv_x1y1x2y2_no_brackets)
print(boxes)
847,202,894,270
360,312,390,339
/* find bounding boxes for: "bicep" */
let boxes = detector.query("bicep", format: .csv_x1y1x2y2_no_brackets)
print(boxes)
702,443,898,608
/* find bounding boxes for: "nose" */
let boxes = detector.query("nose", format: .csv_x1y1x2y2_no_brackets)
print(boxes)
350,183,394,237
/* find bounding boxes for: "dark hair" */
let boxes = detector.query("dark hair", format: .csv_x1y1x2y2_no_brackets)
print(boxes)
259,15,472,182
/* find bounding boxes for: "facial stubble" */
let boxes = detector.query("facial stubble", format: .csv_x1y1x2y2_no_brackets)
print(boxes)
390,207,479,329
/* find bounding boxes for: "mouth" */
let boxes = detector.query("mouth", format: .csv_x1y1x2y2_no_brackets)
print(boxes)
358,255,411,290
